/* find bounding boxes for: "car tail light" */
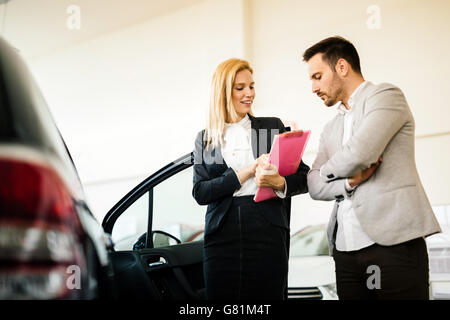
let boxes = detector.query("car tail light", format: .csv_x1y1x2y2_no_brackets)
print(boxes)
0,157,86,299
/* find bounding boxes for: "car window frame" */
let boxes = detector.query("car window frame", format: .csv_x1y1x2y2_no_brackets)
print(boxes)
102,152,193,250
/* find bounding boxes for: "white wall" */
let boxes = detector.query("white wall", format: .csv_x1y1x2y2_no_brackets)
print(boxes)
248,0,450,135
247,0,450,229
26,0,247,222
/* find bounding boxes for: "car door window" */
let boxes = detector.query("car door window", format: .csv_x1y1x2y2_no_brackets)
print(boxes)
111,192,149,251
110,165,205,251
152,166,205,243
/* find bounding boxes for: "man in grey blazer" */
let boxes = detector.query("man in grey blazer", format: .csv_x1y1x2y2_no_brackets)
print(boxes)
303,36,441,299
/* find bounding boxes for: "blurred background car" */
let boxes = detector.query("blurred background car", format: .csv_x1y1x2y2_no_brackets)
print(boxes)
426,233,450,299
0,37,114,299
288,224,337,300
288,223,450,300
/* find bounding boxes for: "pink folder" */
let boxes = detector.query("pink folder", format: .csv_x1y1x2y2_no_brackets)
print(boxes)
253,130,311,202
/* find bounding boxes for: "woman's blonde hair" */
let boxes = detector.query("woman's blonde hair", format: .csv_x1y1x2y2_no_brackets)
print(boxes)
205,58,254,150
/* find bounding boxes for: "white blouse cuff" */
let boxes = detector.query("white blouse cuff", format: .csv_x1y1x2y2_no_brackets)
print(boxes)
274,178,287,198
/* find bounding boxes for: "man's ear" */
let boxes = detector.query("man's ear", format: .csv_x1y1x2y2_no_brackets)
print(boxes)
335,58,349,77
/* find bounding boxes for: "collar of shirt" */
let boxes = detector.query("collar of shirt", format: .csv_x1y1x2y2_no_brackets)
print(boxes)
337,81,368,115
222,114,252,152
225,113,251,129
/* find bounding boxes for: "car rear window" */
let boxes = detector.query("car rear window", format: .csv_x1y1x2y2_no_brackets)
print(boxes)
0,39,79,182
0,71,15,142
0,40,57,150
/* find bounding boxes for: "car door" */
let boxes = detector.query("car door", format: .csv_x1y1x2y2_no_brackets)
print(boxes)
102,153,206,300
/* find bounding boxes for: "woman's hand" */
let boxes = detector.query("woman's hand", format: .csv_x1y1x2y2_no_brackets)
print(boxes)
236,161,258,184
256,154,270,167
235,154,272,185
254,158,286,191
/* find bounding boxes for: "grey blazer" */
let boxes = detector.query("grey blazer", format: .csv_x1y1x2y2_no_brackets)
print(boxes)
307,81,441,254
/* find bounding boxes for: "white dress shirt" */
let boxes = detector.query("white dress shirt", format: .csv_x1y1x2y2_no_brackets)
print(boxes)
334,81,375,252
222,114,287,198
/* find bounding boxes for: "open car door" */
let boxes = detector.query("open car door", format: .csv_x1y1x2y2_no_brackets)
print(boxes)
102,153,205,299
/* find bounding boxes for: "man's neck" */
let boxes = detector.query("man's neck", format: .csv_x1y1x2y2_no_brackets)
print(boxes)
342,77,365,110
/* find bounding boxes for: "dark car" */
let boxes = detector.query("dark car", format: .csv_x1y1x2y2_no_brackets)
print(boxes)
0,37,114,299
0,35,205,300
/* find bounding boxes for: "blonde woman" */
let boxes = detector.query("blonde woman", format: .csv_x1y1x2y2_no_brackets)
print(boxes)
192,58,310,300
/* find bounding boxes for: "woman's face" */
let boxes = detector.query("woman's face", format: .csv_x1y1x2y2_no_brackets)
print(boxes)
231,69,255,121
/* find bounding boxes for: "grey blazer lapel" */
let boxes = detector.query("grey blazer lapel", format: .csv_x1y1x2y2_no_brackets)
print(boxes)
350,81,374,133
331,115,345,153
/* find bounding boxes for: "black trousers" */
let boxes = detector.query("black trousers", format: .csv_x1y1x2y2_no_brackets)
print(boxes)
203,196,288,300
333,237,429,300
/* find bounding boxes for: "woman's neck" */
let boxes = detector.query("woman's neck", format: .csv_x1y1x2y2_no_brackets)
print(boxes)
227,113,246,123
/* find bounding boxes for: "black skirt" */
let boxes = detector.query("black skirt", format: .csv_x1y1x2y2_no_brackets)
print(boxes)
203,195,289,300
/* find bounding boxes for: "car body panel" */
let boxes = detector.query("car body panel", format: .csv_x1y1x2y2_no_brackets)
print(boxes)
0,36,112,299
288,256,335,288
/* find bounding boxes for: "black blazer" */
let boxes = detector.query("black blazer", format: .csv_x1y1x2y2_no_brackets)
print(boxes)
192,114,310,236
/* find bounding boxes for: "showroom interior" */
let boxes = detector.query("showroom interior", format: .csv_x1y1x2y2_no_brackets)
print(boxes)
1,0,449,300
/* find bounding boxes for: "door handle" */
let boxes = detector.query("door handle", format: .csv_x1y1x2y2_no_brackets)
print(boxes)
148,256,167,268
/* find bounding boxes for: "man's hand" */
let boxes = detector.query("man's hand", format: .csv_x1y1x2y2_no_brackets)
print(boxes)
348,156,382,188
254,161,286,191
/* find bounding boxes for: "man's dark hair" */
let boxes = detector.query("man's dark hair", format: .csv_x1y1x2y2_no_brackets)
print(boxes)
303,36,362,74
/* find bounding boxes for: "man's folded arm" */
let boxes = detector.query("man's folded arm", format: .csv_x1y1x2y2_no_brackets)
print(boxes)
308,168,349,201
321,85,409,182
307,129,349,201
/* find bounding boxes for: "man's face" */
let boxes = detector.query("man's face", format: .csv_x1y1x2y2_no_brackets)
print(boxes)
307,53,344,107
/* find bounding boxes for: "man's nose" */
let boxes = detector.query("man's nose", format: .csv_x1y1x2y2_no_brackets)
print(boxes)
312,84,320,94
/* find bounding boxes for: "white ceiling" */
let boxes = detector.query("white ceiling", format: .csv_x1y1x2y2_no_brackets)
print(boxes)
0,0,204,59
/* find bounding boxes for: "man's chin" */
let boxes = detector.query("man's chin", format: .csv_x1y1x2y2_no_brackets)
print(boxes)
325,100,335,107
